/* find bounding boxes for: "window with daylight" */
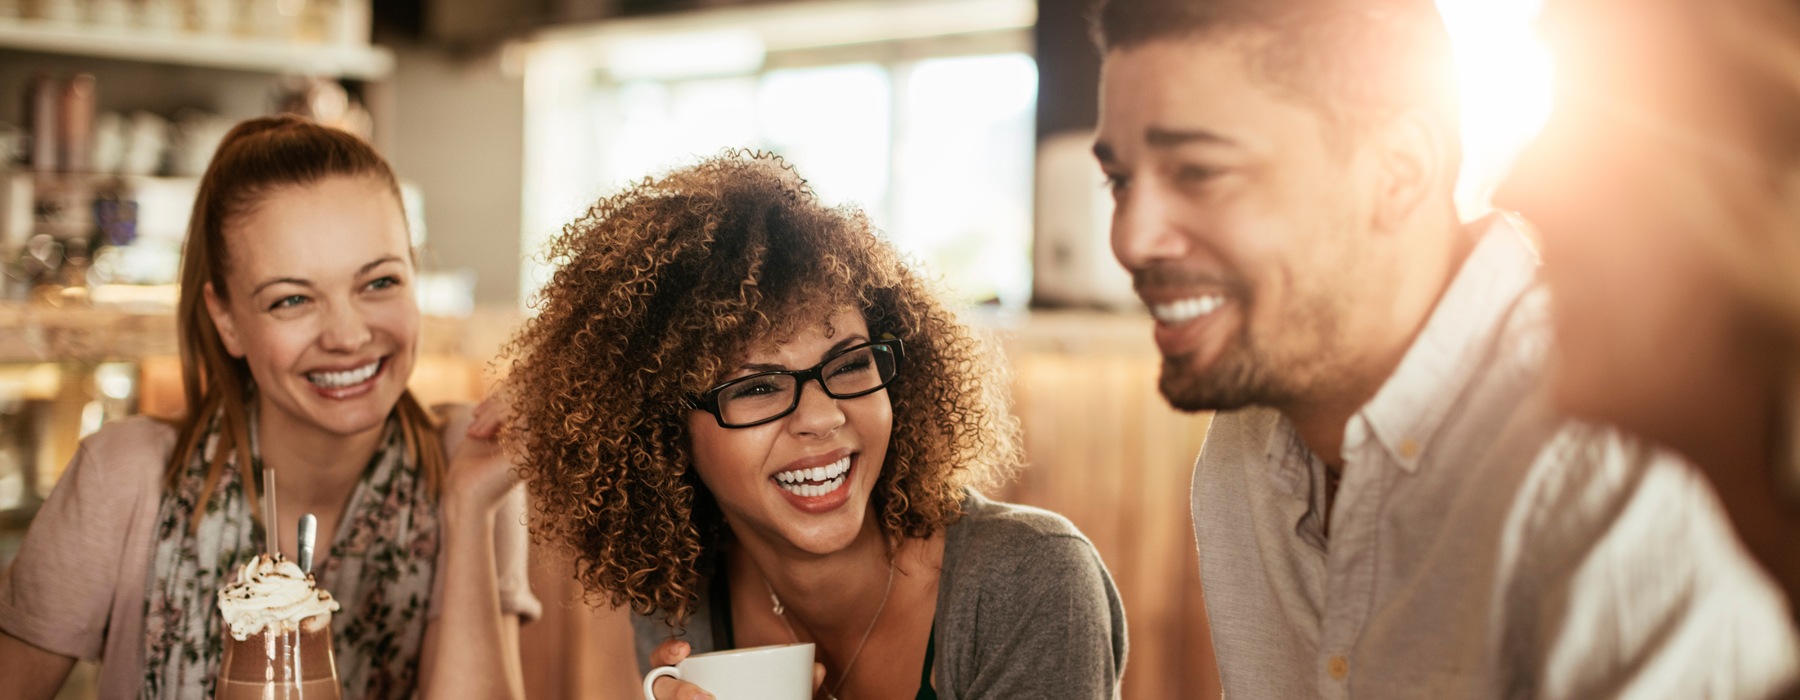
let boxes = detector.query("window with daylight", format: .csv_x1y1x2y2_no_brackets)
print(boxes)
519,0,1038,309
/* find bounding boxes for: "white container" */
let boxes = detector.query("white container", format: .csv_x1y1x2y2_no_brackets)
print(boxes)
1032,130,1138,310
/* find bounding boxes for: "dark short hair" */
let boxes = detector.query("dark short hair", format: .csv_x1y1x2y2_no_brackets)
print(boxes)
1093,0,1461,147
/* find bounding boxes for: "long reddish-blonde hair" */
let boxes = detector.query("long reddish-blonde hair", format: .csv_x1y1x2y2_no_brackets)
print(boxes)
167,115,444,529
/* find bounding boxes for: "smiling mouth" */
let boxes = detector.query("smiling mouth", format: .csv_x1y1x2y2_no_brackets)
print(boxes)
1149,294,1227,326
772,455,852,498
306,358,383,389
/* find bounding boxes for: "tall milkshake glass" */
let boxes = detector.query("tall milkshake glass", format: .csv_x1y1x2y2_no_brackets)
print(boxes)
216,554,342,699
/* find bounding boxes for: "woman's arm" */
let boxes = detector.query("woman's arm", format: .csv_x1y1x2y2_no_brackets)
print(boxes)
417,402,527,699
0,418,170,700
0,631,77,700
418,491,524,699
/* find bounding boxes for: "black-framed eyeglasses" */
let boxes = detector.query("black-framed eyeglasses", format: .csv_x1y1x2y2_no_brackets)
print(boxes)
691,338,904,429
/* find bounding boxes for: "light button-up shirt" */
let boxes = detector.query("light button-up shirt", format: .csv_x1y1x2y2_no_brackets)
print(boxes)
1192,217,1800,699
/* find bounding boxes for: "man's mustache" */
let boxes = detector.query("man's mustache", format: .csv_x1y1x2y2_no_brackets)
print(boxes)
1132,266,1246,295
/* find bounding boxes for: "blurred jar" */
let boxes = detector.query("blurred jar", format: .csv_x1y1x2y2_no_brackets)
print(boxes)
36,0,83,23
86,0,130,28
242,0,302,41
137,0,181,33
188,0,233,36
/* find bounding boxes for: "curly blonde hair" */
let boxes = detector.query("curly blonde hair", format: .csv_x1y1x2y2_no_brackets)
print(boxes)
502,151,1021,625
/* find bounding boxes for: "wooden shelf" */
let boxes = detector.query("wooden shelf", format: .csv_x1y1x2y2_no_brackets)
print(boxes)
0,18,393,79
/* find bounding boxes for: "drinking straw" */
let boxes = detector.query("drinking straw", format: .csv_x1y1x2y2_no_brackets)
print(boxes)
263,466,278,559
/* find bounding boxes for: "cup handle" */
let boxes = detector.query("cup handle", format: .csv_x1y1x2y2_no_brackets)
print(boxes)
642,665,681,700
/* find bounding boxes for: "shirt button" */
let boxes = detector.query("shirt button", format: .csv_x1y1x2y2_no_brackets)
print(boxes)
1328,655,1349,680
1399,438,1421,459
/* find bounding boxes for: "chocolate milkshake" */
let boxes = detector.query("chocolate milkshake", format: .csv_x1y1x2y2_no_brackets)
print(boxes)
216,554,342,700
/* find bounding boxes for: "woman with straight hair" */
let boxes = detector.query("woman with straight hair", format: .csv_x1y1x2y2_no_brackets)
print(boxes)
0,115,538,699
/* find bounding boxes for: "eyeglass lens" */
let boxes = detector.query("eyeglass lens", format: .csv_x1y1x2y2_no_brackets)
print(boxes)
716,343,898,426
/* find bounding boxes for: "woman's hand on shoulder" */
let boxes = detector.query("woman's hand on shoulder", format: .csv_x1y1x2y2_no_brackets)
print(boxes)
444,394,520,517
466,391,510,441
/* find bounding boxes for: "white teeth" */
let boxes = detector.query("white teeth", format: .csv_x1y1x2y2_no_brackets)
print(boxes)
1150,295,1226,325
779,473,848,498
774,456,853,497
307,360,381,389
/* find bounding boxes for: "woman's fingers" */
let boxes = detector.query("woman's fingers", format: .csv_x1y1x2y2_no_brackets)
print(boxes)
650,676,714,700
647,641,710,700
467,395,506,439
650,639,691,667
812,661,827,692
445,433,520,511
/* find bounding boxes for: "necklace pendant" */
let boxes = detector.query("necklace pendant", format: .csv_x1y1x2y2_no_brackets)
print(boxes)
769,590,785,616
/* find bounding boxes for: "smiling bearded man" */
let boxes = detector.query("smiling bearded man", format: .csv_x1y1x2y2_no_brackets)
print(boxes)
1091,0,1800,697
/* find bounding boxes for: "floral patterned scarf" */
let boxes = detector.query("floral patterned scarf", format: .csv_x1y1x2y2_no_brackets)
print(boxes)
140,410,440,699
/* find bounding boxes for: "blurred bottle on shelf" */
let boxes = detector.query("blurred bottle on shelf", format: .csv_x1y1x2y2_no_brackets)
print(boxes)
27,74,58,173
23,72,98,176
57,73,95,175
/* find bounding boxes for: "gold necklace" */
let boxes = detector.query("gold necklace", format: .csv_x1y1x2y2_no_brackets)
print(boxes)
765,559,897,700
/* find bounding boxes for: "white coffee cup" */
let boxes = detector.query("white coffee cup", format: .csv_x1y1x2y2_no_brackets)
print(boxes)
641,643,814,700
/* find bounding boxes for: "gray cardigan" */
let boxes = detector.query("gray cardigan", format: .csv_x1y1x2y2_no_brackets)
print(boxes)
632,491,1128,698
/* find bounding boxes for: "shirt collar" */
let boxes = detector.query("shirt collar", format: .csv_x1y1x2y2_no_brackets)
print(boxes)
1353,213,1542,472
1260,410,1312,499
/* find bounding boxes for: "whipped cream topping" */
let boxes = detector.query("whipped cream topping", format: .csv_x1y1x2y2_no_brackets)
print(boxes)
217,554,340,640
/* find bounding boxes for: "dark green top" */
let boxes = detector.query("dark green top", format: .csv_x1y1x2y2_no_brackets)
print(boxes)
917,622,938,699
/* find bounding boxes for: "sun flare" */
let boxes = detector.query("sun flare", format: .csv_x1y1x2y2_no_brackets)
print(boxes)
1436,0,1556,214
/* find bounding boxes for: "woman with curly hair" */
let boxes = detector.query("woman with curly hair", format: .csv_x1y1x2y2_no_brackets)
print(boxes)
503,152,1126,699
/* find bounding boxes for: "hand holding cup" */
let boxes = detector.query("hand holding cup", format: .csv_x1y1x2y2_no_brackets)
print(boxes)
642,640,817,700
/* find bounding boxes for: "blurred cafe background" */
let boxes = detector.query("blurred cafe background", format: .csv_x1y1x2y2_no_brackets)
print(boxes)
0,0,1553,697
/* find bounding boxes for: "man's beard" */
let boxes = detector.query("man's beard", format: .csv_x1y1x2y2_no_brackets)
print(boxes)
1135,263,1342,414
1156,315,1329,414
1158,343,1284,413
